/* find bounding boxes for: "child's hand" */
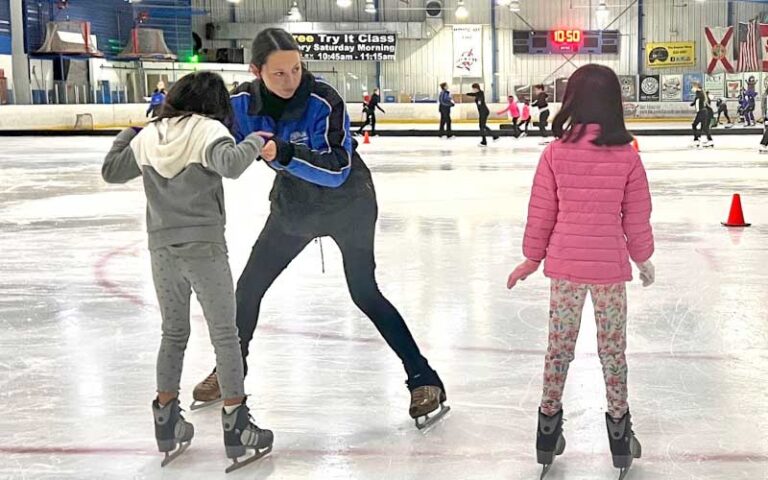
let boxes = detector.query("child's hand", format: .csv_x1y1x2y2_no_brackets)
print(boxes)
261,140,277,162
507,259,541,289
636,260,655,287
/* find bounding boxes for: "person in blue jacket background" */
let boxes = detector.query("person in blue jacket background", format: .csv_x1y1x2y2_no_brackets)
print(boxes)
192,28,448,429
438,82,455,138
146,81,167,118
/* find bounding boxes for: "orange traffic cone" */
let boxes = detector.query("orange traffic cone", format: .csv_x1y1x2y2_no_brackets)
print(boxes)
363,131,371,144
722,194,751,227
631,136,640,152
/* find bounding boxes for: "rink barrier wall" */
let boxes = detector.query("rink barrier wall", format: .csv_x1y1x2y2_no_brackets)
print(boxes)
0,102,760,136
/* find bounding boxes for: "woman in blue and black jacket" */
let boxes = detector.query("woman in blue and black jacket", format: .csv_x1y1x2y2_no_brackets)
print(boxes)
193,28,447,430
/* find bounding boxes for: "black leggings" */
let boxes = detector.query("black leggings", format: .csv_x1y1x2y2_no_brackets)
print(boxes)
692,110,712,141
234,202,435,385
439,107,452,136
357,111,376,135
538,110,550,137
478,112,496,143
511,117,521,137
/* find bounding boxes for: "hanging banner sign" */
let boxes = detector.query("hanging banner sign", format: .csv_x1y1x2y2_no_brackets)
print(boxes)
292,32,397,61
453,25,483,77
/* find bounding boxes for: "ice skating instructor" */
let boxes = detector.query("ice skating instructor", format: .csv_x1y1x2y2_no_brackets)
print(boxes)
193,28,449,429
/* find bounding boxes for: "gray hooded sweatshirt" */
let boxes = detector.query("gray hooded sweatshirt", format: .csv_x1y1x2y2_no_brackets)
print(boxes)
102,115,265,249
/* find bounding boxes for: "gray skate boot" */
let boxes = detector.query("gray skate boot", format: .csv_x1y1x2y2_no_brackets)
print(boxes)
152,398,194,467
222,402,273,473
536,408,566,479
606,411,642,480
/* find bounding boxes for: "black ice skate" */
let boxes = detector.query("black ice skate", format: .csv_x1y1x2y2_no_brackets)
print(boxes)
407,373,450,430
606,411,642,480
222,402,273,473
536,408,566,479
152,398,194,467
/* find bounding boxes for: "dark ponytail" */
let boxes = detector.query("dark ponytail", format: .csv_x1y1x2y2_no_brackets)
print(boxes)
251,28,301,67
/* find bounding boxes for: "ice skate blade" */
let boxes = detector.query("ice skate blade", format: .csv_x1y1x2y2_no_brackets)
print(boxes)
540,463,553,480
225,445,273,474
617,466,632,480
414,404,450,430
160,441,191,467
189,398,223,411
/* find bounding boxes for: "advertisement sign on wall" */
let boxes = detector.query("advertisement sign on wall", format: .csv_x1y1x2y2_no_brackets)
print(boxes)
661,74,683,101
293,32,397,61
639,75,660,101
646,42,696,68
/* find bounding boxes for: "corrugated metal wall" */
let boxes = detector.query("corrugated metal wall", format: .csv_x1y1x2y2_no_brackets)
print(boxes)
189,0,768,100
642,0,726,75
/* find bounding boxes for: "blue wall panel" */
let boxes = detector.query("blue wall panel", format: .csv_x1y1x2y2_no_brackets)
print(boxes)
23,0,192,59
0,0,10,54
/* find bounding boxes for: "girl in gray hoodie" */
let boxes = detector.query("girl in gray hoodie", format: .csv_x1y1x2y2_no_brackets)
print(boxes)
102,72,273,473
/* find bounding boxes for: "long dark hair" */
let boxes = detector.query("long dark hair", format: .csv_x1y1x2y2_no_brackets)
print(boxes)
153,71,234,131
251,28,301,68
552,64,632,146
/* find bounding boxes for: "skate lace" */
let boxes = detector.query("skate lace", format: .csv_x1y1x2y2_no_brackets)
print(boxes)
411,386,434,404
202,373,218,388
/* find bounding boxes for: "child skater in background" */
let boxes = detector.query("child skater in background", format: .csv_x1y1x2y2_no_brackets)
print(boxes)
506,64,655,480
519,100,532,137
497,94,521,137
101,71,274,473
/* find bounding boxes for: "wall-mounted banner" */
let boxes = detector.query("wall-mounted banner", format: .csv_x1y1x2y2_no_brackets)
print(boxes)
661,74,683,101
639,75,660,101
705,73,726,98
725,72,743,98
453,25,483,77
704,26,735,73
619,75,638,101
683,73,704,102
646,42,696,68
292,32,397,61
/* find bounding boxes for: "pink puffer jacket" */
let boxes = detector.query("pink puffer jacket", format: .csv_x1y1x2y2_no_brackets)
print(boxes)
522,124,654,284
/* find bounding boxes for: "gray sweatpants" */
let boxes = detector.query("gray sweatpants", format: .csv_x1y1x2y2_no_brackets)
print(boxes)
150,242,245,399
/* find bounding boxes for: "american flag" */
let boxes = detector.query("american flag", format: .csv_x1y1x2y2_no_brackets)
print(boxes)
738,20,760,72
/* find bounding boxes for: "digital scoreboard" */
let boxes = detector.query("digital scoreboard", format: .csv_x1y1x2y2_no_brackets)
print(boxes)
513,29,620,55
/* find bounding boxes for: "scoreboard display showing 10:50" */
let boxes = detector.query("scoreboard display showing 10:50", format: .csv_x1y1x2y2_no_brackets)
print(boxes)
513,29,620,55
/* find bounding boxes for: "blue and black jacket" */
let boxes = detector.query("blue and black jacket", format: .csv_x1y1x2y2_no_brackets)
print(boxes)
230,72,373,222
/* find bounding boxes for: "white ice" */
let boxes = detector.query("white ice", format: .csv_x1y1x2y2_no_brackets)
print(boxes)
0,134,767,479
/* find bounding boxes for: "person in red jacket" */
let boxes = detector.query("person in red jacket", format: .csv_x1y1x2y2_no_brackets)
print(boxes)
507,64,654,480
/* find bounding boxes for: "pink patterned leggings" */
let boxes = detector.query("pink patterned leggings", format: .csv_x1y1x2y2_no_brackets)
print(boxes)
540,279,629,419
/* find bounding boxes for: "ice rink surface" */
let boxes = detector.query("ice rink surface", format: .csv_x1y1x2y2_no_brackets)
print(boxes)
1,134,767,479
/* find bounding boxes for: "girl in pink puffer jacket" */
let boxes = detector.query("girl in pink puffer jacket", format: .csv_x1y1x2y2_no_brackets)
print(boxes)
507,64,654,478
